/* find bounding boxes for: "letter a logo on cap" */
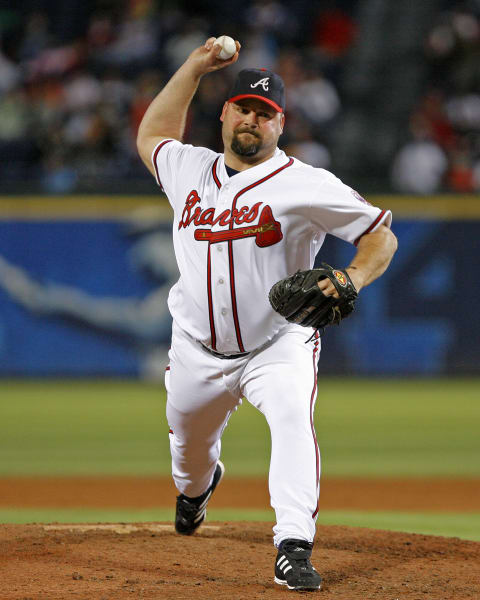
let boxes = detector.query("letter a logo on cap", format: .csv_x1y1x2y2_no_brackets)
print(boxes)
250,77,270,91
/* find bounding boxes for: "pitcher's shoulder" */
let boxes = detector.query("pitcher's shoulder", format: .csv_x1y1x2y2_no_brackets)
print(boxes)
285,155,338,184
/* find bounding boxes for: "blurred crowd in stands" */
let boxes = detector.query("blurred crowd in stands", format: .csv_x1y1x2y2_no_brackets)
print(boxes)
0,0,479,194
392,5,480,194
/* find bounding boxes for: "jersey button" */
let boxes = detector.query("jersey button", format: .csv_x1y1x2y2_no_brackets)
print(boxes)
221,308,228,316
218,278,224,284
217,246,223,252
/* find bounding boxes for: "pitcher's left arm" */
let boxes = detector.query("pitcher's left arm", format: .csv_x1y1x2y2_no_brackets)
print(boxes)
318,225,398,296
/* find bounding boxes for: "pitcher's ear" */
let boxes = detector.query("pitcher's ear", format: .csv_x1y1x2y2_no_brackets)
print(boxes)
220,102,229,122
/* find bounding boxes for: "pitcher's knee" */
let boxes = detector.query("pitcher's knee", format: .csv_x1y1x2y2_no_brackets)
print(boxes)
266,396,313,431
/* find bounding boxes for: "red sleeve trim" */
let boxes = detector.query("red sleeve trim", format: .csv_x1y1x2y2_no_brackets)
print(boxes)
152,139,174,189
354,209,387,246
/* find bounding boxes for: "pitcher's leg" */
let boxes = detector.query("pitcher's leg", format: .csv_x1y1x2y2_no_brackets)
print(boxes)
241,328,320,547
166,325,239,497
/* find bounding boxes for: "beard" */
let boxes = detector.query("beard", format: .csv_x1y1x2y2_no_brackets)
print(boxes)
231,130,262,157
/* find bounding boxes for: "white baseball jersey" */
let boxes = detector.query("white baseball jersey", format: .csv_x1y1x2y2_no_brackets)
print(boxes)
152,140,391,355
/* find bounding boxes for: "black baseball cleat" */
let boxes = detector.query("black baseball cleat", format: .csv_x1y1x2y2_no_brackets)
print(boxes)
175,461,225,535
274,539,322,591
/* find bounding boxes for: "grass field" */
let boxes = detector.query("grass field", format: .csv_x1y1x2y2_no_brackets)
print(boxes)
1,508,479,540
1,378,479,477
1,378,479,539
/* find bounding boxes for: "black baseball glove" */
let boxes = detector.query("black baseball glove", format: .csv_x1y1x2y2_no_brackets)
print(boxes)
268,264,358,330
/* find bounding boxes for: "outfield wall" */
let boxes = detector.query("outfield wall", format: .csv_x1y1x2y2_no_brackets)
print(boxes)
0,195,478,377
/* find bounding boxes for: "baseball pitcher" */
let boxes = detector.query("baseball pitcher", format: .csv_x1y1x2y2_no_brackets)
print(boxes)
137,37,397,591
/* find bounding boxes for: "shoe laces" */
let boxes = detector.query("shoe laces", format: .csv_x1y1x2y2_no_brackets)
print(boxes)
281,540,313,571
177,494,205,516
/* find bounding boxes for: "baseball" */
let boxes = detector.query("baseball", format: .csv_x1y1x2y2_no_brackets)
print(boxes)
214,35,236,60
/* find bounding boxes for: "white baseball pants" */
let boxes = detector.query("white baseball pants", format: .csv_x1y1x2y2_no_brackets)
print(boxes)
165,320,321,547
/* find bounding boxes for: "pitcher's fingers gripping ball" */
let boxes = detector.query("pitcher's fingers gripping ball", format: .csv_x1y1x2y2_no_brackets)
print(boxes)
269,264,357,329
213,35,237,60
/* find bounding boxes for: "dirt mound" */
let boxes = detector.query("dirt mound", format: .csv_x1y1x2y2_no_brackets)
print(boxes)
1,522,478,599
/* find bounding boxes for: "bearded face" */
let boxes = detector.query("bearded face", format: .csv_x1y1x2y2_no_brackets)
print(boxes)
221,99,284,164
230,128,262,156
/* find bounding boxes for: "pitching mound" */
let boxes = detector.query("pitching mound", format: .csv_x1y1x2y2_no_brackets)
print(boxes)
1,522,479,599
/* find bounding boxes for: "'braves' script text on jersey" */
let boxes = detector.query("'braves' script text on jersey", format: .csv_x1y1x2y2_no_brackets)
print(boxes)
153,140,392,355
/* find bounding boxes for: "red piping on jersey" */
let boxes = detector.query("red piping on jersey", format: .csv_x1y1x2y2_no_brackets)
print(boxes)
206,243,217,350
227,157,294,352
354,209,387,246
211,157,221,190
152,139,174,189
232,157,294,201
206,157,221,349
227,238,244,351
310,331,320,519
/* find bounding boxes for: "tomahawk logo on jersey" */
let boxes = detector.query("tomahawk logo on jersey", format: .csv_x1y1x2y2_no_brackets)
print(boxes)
178,190,283,247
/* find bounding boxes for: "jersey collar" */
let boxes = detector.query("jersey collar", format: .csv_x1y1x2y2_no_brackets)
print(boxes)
216,148,287,188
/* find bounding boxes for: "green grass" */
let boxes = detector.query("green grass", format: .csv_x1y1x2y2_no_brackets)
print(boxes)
1,379,478,542
1,508,479,542
1,378,479,477
317,510,480,541
315,378,480,477
0,380,165,475
0,507,271,524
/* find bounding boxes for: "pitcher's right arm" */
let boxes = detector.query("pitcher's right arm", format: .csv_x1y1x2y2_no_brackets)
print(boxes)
136,37,240,177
